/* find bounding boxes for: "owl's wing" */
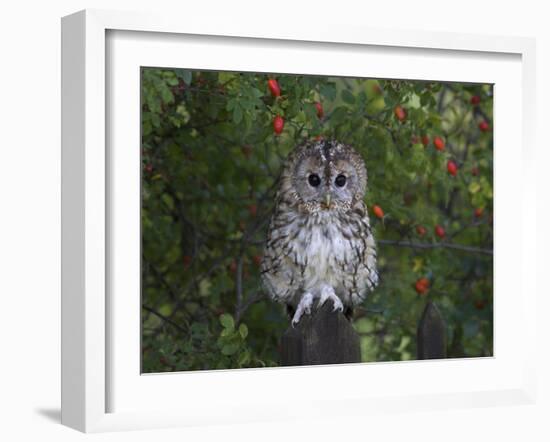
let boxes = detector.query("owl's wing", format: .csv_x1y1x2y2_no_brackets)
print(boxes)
344,205,379,305
260,207,301,305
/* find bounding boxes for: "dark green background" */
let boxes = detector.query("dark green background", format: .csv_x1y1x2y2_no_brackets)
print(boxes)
141,68,493,372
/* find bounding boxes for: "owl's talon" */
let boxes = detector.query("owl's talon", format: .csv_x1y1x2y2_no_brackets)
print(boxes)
292,292,314,325
319,285,344,313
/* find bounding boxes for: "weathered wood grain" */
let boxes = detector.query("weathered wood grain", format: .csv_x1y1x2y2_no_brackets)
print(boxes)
280,303,361,366
417,301,446,360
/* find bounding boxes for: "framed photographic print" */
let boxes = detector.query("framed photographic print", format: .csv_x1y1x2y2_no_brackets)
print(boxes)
61,9,537,433
139,66,494,373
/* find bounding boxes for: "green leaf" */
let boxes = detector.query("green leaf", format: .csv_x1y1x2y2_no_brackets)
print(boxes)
331,106,348,124
219,313,235,331
238,323,248,339
161,194,174,210
199,279,211,297
160,87,174,104
166,76,179,86
233,105,243,124
468,181,481,194
238,350,251,366
150,113,161,128
304,103,318,122
341,89,356,105
221,342,240,356
220,327,233,337
320,83,337,101
251,88,263,98
175,69,192,85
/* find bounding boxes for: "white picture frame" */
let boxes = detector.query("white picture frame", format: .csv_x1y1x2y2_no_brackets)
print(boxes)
61,9,537,433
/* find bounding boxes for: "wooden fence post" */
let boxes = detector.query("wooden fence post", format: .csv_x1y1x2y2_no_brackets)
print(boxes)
280,302,361,366
417,301,446,360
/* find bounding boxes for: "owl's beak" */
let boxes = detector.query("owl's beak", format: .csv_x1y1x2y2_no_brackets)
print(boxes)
324,193,332,208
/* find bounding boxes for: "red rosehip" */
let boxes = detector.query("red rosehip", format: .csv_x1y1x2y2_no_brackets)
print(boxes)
421,135,430,147
474,207,484,218
241,144,252,159
435,225,446,239
182,255,192,269
470,95,481,106
471,166,479,176
372,205,384,219
314,102,324,118
252,255,262,267
248,204,258,217
273,115,284,135
416,225,427,237
474,299,486,310
447,160,458,176
394,105,407,122
228,260,238,274
267,79,281,97
433,136,445,151
415,278,430,295
479,120,490,132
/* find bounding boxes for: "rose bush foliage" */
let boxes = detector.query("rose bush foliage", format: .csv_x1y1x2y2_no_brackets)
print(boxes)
141,68,493,372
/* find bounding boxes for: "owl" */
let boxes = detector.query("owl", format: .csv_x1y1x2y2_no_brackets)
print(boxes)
261,139,378,325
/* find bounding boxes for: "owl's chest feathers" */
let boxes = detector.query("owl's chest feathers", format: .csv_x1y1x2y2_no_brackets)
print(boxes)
286,211,353,288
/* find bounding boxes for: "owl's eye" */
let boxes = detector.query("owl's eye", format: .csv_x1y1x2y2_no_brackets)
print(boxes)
335,174,347,187
308,174,321,187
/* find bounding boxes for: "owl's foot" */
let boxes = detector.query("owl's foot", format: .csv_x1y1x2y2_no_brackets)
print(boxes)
318,285,344,312
292,292,314,326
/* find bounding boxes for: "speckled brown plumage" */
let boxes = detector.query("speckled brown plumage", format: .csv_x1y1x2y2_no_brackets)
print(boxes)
261,140,378,324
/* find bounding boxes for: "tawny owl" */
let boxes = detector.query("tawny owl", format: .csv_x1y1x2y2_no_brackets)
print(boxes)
261,139,378,325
